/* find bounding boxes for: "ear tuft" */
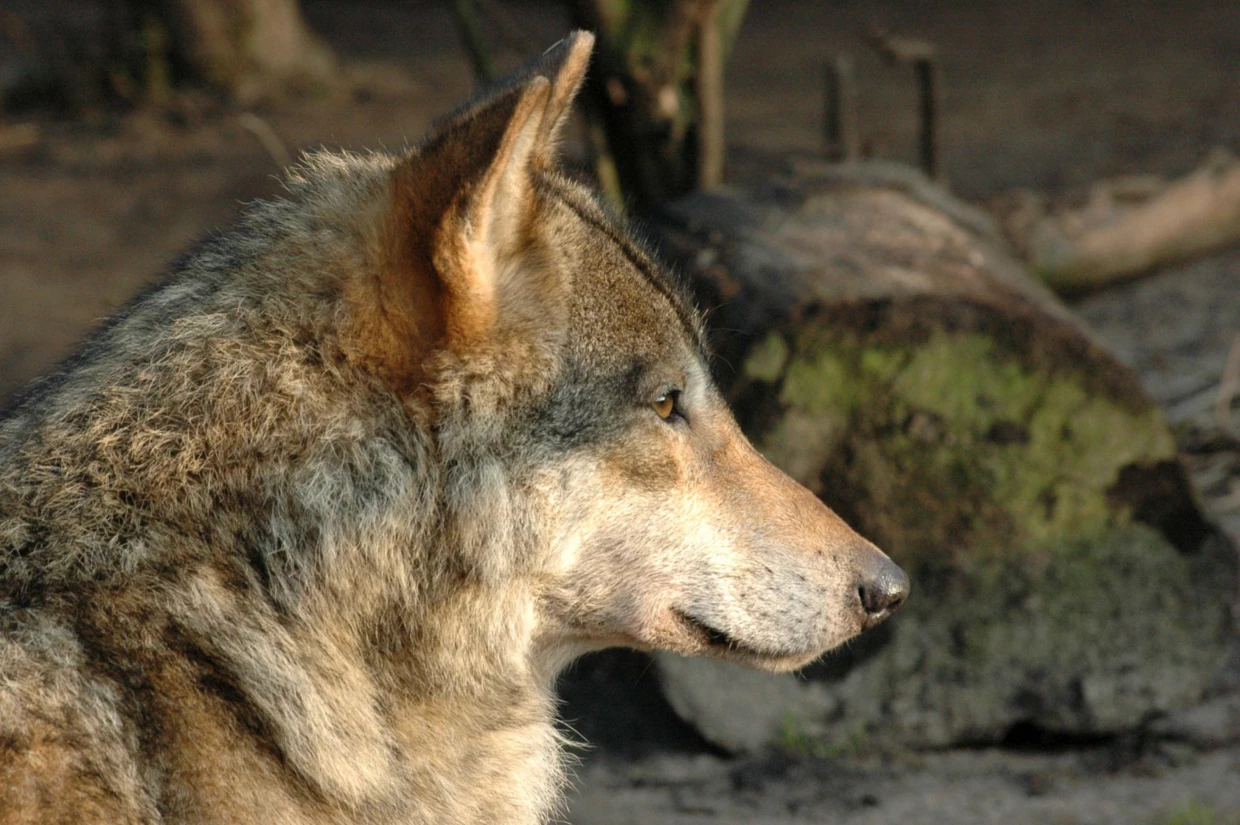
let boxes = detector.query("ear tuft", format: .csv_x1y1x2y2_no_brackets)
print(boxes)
420,30,593,164
529,31,595,159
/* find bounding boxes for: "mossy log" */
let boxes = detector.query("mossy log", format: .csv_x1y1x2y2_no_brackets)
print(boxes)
646,159,1238,752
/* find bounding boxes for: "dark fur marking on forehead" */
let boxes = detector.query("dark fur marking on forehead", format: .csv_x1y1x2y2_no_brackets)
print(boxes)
534,176,707,359
531,359,645,450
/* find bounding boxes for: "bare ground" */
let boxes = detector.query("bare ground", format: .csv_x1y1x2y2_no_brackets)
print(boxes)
2,1,1239,822
568,745,1240,825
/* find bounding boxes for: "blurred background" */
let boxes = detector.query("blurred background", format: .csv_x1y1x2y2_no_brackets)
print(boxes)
1,2,1238,823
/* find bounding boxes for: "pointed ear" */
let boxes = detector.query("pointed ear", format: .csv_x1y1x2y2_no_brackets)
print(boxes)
422,31,592,343
350,34,592,396
352,76,549,394
431,75,551,344
527,31,595,165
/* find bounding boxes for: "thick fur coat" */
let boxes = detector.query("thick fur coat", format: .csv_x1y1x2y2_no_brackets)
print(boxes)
0,34,906,824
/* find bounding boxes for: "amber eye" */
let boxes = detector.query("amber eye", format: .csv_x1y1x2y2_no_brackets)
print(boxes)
652,392,676,420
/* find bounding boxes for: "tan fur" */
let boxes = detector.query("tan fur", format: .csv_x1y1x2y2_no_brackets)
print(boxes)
0,32,906,824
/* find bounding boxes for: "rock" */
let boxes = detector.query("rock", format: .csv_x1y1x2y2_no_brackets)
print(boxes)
655,654,838,754
1149,693,1240,749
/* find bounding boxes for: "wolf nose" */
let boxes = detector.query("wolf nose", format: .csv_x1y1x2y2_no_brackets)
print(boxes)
857,555,909,626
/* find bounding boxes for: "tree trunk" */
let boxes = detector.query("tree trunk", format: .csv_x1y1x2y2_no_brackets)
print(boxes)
641,158,1237,752
567,0,748,208
110,0,335,104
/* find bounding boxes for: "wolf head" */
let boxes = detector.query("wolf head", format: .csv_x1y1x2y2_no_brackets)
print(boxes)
347,32,907,675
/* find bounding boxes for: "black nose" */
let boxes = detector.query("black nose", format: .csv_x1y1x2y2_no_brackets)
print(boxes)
857,554,909,624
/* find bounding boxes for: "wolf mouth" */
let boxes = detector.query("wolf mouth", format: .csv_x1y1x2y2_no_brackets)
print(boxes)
673,609,802,661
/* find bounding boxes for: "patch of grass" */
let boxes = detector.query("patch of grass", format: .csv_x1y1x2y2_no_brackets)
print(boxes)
1154,800,1240,825
775,714,868,760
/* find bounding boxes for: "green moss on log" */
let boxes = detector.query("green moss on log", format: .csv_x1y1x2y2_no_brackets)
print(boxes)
745,328,1176,564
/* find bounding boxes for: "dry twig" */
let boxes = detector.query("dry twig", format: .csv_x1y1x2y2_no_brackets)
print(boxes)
1217,332,1240,438
0,122,40,154
238,113,291,168
1013,149,1240,293
868,29,941,180
695,0,726,189
823,53,859,162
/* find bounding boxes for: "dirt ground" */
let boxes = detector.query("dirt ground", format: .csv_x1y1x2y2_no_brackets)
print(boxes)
569,744,1240,825
2,1,1239,823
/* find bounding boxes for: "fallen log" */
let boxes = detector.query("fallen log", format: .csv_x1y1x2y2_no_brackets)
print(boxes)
995,148,1240,295
635,157,1238,752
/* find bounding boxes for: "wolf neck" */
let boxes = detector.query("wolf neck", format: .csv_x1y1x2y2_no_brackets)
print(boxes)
207,510,568,823
282,384,581,821
0,189,574,822
237,446,569,823
377,582,569,822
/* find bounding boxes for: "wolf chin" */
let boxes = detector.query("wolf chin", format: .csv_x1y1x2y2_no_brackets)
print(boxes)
0,32,906,824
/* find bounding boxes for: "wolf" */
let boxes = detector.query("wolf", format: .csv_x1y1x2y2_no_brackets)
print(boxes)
0,32,907,824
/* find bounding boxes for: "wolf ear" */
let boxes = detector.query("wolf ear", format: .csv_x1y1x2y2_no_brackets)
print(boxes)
356,33,593,393
426,76,552,345
527,30,595,164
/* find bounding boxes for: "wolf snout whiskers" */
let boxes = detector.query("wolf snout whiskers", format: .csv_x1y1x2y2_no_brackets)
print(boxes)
664,538,908,670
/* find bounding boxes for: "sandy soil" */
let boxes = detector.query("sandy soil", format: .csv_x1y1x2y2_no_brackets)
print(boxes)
568,745,1240,825
2,1,1239,822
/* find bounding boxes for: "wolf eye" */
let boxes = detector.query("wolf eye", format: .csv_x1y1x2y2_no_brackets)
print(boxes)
652,391,681,421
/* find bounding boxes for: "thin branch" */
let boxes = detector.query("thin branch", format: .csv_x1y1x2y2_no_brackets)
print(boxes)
696,1,725,188
823,53,859,162
868,29,941,181
238,112,291,168
449,0,495,83
1217,332,1240,437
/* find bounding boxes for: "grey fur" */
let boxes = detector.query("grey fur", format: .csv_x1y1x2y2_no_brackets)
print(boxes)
0,33,904,824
